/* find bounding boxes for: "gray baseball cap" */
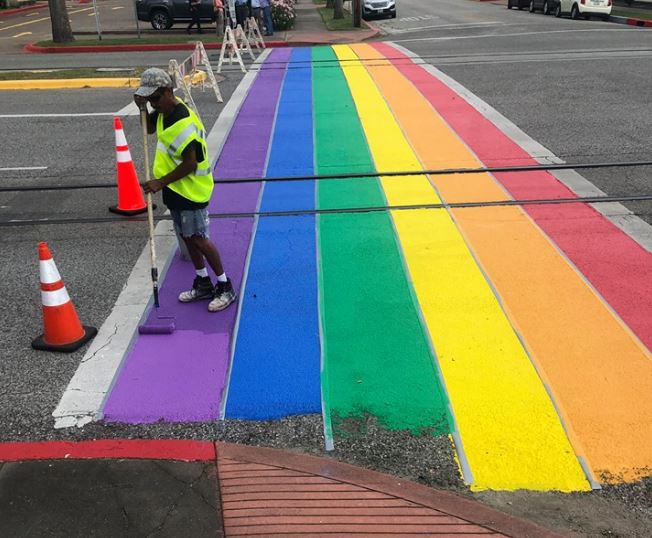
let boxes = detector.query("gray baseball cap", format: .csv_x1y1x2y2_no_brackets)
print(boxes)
134,67,173,97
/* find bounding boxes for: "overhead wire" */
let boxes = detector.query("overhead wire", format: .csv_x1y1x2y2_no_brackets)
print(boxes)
1,193,650,228
1,160,651,193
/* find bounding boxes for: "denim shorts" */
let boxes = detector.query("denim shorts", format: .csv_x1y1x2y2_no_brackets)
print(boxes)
170,208,210,239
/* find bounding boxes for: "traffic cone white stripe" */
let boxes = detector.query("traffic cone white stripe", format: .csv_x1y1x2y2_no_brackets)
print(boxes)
116,149,133,163
41,286,71,307
115,127,128,147
40,257,62,284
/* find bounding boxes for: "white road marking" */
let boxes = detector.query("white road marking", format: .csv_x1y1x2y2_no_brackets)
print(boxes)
0,8,92,32
52,50,273,429
13,32,32,37
390,22,506,34
0,113,119,118
388,41,652,254
0,166,47,171
394,27,647,43
116,101,140,116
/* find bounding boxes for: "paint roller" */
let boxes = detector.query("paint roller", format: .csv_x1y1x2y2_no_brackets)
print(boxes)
137,106,176,335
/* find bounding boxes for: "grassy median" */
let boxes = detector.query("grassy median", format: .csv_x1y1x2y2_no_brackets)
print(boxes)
318,6,361,30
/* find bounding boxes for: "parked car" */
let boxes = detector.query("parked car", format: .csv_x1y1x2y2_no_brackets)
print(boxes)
507,0,530,9
528,0,561,14
554,0,612,20
136,0,215,31
362,0,397,20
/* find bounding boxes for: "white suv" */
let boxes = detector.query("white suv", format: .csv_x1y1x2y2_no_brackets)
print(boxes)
555,0,612,20
362,0,397,20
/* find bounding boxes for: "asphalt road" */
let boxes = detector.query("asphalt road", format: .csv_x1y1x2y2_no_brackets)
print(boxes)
0,0,650,443
373,0,652,220
0,71,244,441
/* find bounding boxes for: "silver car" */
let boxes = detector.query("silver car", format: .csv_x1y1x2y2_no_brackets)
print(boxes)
362,0,397,20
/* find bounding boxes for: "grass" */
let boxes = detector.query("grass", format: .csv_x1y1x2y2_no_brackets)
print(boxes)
318,6,362,31
612,7,652,18
0,67,143,81
34,35,222,47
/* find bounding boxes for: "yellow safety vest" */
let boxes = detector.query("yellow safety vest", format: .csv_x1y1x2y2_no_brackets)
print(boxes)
153,98,214,203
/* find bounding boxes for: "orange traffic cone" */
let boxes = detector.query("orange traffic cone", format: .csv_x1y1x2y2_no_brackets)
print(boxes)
31,242,97,353
109,116,150,216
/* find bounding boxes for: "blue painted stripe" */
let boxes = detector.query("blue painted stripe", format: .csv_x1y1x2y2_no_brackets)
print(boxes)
225,49,321,419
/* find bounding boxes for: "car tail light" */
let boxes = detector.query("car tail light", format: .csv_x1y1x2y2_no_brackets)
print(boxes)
580,0,586,4
607,0,612,4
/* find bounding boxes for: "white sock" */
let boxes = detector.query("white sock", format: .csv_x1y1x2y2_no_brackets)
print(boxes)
217,272,228,283
196,268,209,278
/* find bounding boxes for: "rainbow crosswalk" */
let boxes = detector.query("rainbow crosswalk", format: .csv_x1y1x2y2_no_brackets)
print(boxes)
100,44,652,492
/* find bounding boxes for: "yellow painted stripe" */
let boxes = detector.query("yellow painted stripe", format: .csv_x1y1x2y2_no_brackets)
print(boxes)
0,78,139,91
351,43,652,484
334,44,590,492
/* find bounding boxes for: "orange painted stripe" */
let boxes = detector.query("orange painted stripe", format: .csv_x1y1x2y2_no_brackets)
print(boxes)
352,43,652,483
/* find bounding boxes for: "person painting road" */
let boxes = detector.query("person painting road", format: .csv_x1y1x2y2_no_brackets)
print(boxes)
134,68,236,313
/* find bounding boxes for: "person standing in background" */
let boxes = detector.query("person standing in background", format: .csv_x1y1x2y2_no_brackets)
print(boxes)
250,0,262,31
260,0,273,36
235,0,248,27
187,0,203,33
214,0,225,35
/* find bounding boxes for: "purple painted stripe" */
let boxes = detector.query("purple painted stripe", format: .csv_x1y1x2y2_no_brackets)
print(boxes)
103,49,291,423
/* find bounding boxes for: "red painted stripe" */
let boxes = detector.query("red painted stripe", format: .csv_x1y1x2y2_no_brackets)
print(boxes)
374,42,652,351
0,439,216,462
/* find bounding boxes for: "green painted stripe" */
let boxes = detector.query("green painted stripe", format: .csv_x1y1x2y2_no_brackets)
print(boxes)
313,46,452,434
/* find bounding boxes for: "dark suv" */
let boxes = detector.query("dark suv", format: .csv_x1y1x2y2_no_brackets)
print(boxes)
136,0,215,30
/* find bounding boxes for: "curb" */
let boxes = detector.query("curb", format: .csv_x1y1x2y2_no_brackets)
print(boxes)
0,1,47,18
217,442,564,538
609,13,652,26
360,17,382,38
25,40,290,54
0,439,562,537
0,77,139,90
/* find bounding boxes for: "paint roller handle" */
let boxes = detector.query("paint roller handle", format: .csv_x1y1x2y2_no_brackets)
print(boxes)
141,108,159,308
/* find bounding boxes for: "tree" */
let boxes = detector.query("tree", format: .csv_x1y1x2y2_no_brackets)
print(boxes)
326,0,334,7
48,0,74,43
333,0,344,19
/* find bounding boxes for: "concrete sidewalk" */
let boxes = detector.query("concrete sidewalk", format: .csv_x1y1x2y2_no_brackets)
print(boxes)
13,0,380,54
0,440,561,537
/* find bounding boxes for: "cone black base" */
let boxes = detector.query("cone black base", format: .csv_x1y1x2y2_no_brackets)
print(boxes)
108,204,155,216
31,325,98,353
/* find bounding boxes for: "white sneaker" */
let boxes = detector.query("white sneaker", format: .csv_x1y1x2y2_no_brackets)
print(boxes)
208,279,236,312
178,276,214,302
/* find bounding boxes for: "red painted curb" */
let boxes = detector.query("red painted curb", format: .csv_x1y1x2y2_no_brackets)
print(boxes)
0,439,216,461
627,17,652,27
24,40,292,54
0,2,47,18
